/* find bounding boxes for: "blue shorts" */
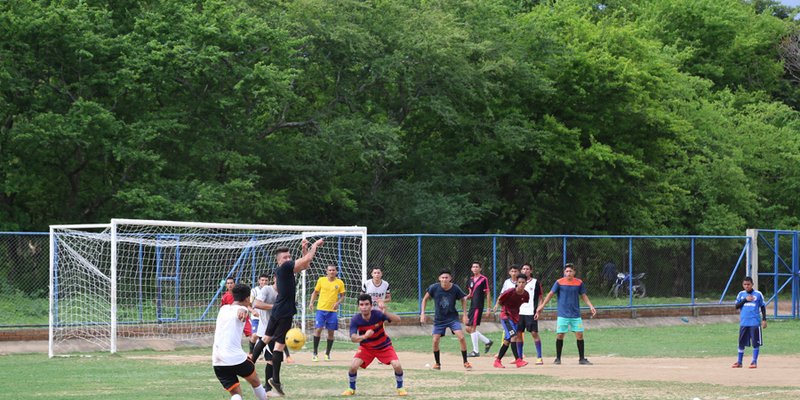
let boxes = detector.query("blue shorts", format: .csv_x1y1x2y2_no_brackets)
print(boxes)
251,319,259,333
500,318,519,341
739,326,762,348
315,310,339,330
432,320,463,336
556,316,584,333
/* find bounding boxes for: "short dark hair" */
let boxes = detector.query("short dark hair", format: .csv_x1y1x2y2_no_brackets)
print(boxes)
517,273,528,281
521,263,532,269
358,293,372,303
471,261,482,268
232,283,251,301
274,246,289,255
438,269,452,277
743,276,754,283
508,264,520,271
226,276,235,282
370,266,382,272
564,263,575,270
259,272,270,280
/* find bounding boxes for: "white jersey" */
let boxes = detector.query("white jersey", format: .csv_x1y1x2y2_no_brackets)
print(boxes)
361,279,390,305
255,285,278,337
501,278,515,294
212,304,248,366
519,278,540,316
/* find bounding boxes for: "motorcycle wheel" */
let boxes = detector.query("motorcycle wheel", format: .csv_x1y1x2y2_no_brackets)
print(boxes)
634,284,646,298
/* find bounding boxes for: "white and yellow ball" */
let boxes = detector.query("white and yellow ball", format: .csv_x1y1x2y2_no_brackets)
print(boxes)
285,328,305,351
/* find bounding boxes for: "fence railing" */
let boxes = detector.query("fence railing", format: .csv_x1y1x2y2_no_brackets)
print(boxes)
0,232,753,328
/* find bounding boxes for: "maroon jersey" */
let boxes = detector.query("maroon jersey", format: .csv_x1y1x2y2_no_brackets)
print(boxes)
498,288,529,324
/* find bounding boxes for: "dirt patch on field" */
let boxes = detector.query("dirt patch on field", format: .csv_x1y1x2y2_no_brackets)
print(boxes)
127,349,800,388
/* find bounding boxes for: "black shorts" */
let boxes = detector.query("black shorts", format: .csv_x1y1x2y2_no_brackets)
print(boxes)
518,314,538,333
466,307,483,327
213,360,255,391
738,325,762,348
264,315,293,344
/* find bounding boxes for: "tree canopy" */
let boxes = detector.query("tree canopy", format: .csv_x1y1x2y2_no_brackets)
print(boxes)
1,0,799,234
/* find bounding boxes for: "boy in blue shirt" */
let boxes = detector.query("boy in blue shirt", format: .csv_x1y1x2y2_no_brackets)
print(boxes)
419,269,472,371
733,276,767,368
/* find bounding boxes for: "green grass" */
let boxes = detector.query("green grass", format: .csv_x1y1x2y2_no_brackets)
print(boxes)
2,320,798,399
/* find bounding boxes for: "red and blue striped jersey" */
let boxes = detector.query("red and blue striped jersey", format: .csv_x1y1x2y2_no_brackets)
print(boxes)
350,310,392,350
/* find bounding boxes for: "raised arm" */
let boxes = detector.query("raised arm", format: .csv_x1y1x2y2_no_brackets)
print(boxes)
294,239,324,273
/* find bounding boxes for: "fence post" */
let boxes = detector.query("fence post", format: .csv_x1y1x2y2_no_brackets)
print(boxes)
628,237,633,307
746,229,758,289
417,235,422,314
690,237,695,306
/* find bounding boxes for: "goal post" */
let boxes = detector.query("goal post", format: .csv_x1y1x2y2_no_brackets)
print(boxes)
49,219,367,357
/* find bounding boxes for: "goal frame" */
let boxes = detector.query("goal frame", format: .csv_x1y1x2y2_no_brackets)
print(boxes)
49,218,367,357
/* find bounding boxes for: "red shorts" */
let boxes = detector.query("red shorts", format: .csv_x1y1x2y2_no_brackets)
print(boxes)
354,345,398,368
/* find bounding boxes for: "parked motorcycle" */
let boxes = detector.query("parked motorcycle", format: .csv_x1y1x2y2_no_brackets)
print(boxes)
610,272,646,298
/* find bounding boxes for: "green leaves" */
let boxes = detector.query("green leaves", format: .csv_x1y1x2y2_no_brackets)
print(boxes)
1,0,798,233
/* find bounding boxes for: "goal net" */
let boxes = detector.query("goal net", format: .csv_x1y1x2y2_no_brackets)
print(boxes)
49,219,366,357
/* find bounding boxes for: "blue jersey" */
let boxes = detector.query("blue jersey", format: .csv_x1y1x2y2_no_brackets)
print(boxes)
426,283,467,325
550,278,586,318
736,289,765,327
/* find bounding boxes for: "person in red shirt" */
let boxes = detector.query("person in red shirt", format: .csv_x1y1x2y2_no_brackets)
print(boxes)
341,294,407,396
493,274,530,368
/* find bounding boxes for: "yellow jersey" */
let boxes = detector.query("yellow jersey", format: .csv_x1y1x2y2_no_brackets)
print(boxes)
314,277,346,311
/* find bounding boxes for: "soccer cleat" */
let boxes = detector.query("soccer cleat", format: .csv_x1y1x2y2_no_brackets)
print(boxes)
731,362,743,368
515,358,529,368
312,354,319,362
553,358,561,365
341,388,356,396
467,351,480,357
535,357,544,365
484,340,494,354
325,354,331,361
578,358,593,365
267,378,285,396
493,358,505,368
396,388,408,396
431,363,441,370
749,362,757,369
463,361,473,370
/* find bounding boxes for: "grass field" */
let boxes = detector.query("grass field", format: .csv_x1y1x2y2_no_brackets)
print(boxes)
1,320,798,399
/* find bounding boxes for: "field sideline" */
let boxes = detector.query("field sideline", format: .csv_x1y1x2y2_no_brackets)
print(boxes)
1,320,798,399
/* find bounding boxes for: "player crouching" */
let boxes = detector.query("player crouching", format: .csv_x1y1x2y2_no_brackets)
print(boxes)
342,294,407,397
212,283,268,400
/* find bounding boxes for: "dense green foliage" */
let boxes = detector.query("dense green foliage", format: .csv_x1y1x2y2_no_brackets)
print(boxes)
2,0,799,234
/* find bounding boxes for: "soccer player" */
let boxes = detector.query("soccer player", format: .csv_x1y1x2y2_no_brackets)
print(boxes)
253,239,324,397
419,269,472,371
222,276,252,339
535,263,596,365
492,264,520,313
212,282,268,400
341,294,407,397
732,276,767,368
518,263,544,364
361,266,391,312
249,274,293,369
309,264,346,361
465,261,493,357
494,274,530,368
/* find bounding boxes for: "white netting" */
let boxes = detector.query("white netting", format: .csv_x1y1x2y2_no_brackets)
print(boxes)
49,219,366,357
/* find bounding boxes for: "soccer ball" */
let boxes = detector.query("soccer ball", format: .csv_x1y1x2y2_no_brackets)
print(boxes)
285,328,305,351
